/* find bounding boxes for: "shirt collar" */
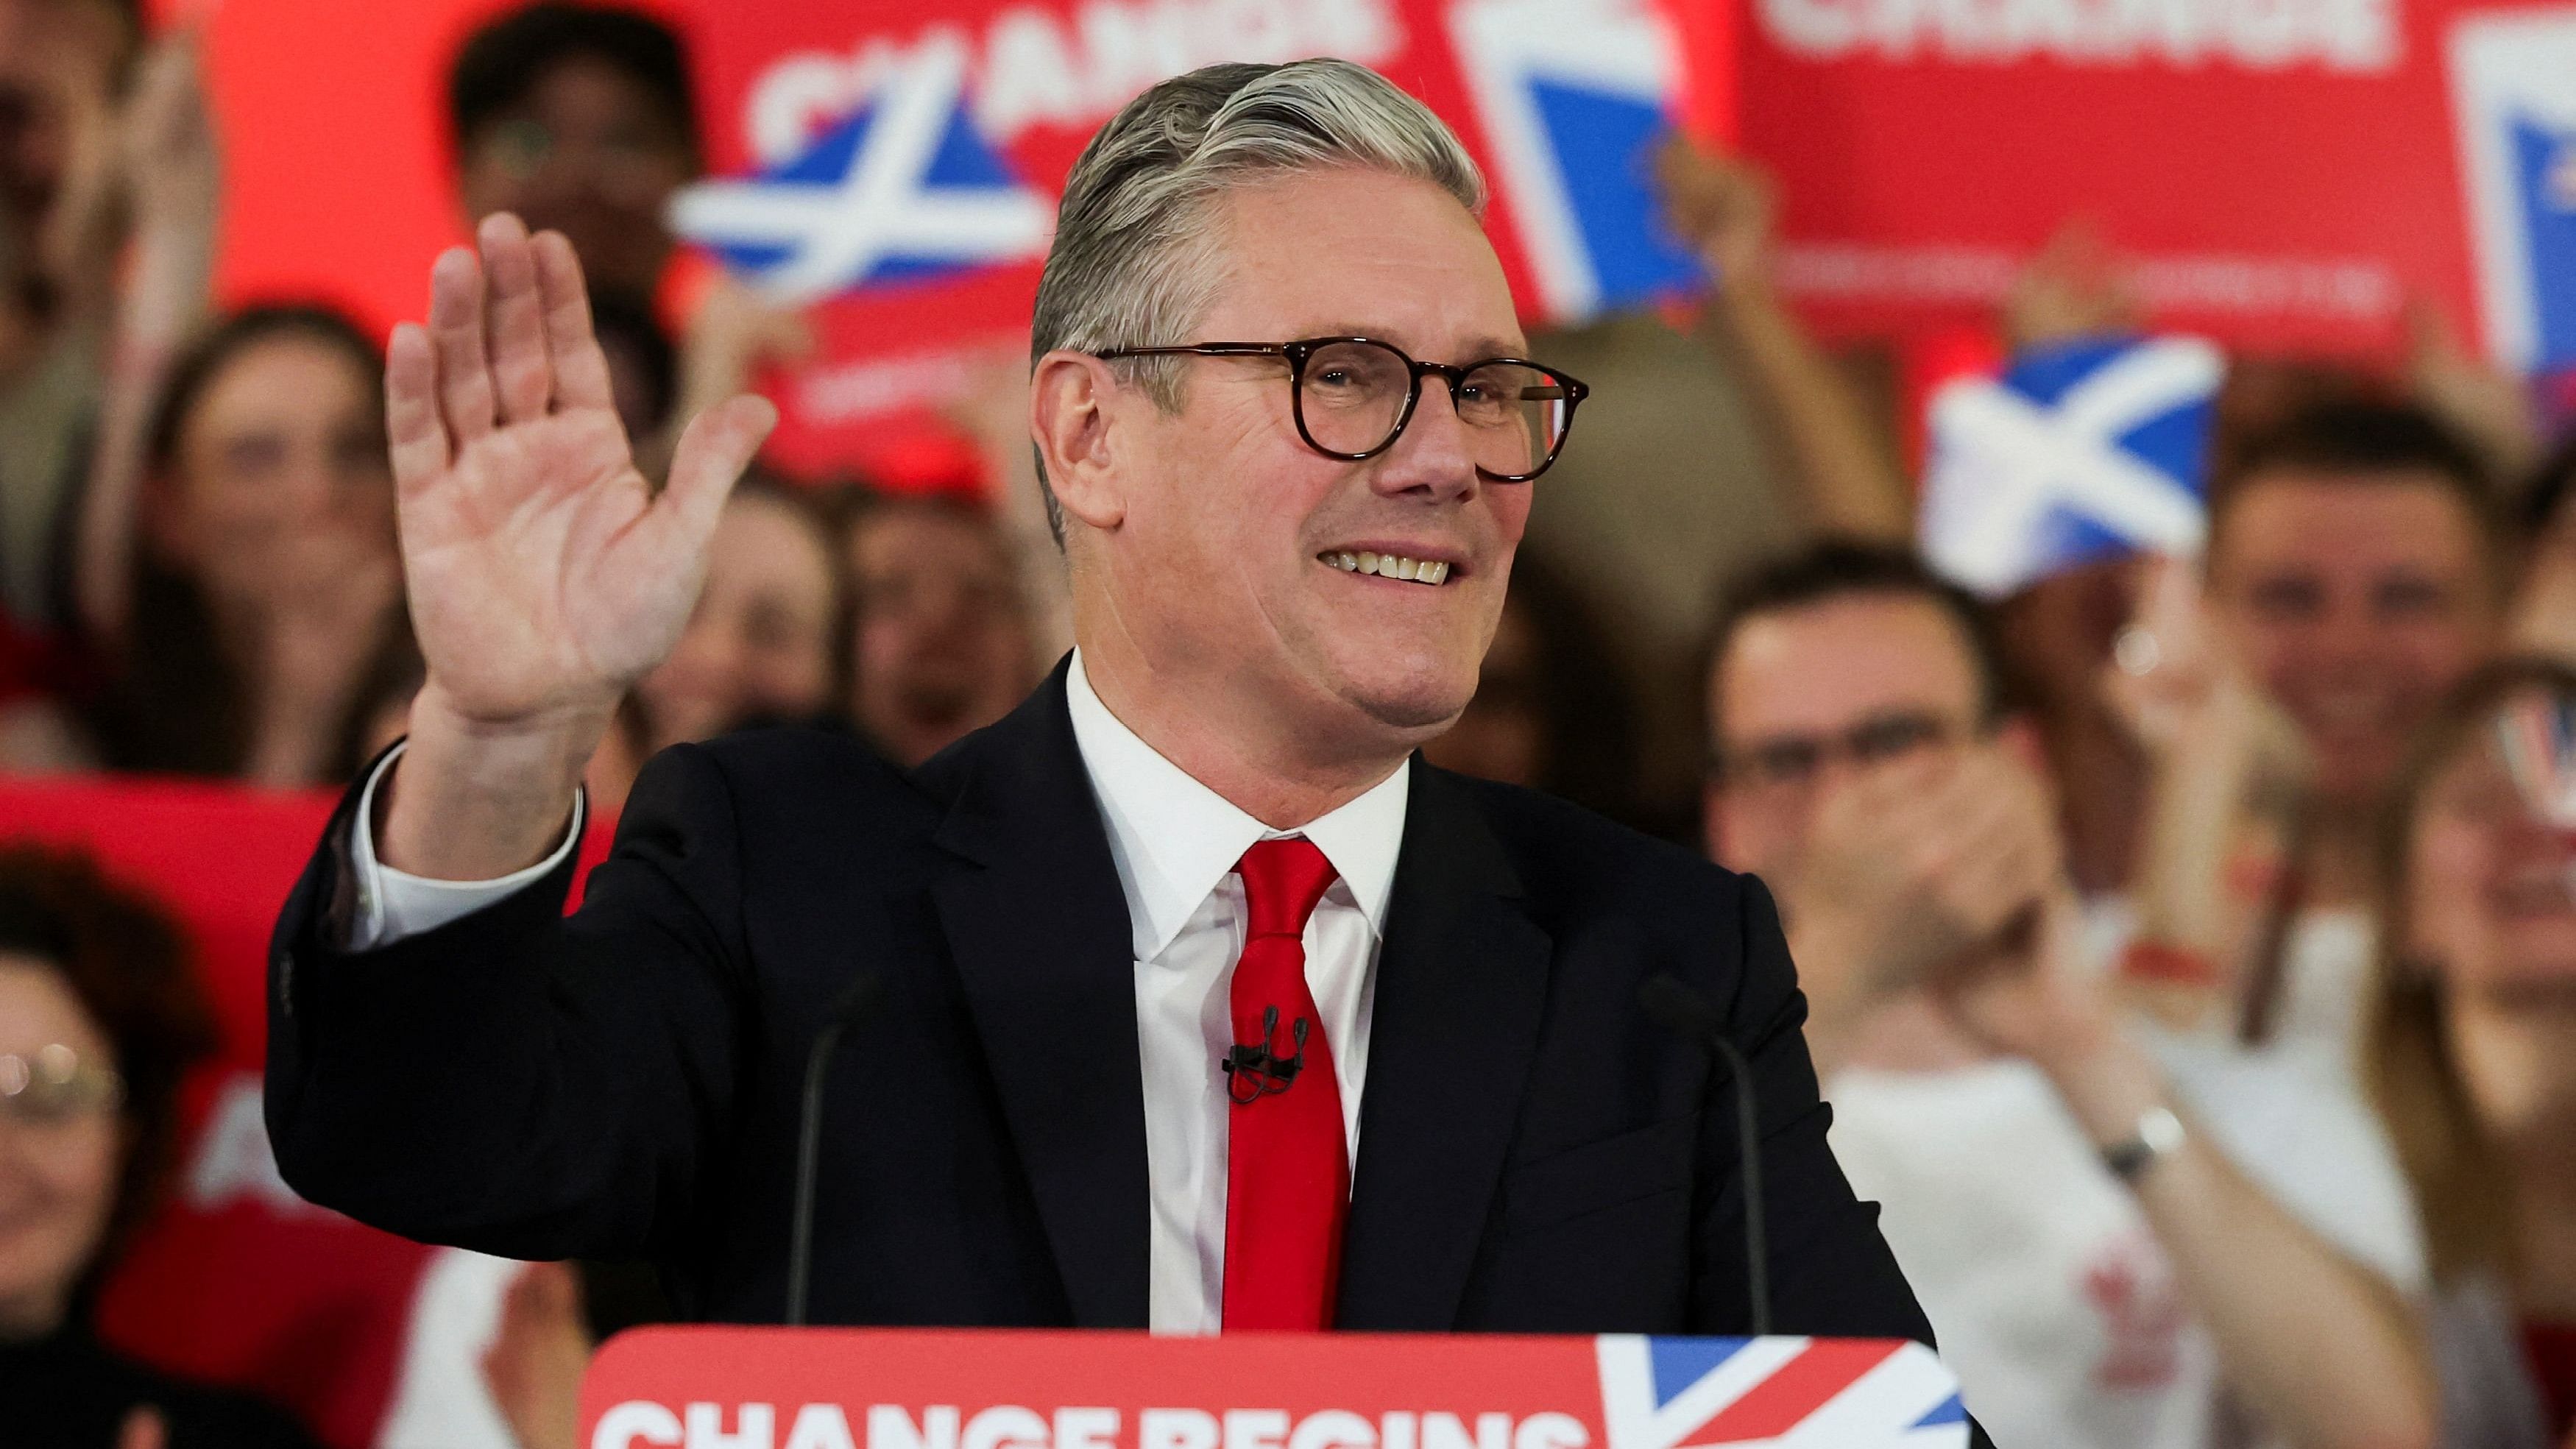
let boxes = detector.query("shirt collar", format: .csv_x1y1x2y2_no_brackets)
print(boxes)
1064,650,1409,963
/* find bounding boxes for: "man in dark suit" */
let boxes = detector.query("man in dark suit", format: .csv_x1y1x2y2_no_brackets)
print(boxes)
266,58,1939,1346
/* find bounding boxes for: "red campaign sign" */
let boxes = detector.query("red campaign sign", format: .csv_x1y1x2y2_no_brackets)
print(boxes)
578,1328,1967,1449
679,0,1717,478
1732,0,2520,359
3,776,615,1449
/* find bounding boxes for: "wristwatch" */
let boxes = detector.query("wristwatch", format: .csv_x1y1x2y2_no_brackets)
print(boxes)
2101,1105,2187,1183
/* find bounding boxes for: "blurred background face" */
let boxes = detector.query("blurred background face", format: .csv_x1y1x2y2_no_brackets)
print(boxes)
1089,167,1533,753
148,334,394,609
2404,704,2576,1144
1706,593,1986,882
846,502,1033,768
2209,471,2497,809
0,955,119,1336
456,55,692,298
0,0,125,252
634,489,837,751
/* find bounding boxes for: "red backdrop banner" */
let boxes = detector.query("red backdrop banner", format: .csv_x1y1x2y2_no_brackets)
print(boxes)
1730,0,2530,358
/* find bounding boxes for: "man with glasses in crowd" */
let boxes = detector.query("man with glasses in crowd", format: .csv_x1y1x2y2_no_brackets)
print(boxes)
1702,542,2435,1449
261,60,1943,1345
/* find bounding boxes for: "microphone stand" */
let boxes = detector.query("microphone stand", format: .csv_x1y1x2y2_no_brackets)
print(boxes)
1638,974,1772,1336
786,973,885,1327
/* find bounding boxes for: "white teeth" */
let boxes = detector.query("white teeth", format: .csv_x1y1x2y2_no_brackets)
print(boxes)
1317,550,1452,586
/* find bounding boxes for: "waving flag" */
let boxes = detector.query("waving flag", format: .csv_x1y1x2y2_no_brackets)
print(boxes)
1597,1335,1968,1448
1918,335,2223,598
2450,10,2576,376
1451,0,1706,321
2496,689,2576,828
668,38,1052,306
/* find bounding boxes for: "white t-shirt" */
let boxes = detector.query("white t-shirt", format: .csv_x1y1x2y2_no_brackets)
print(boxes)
1830,1061,2223,1449
1827,1032,2426,1449
2254,909,2379,1082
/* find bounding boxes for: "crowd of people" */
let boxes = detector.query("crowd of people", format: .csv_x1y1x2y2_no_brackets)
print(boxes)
2,2,2574,1448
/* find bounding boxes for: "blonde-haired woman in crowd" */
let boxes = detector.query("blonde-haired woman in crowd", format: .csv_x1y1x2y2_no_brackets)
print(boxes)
2366,656,2576,1448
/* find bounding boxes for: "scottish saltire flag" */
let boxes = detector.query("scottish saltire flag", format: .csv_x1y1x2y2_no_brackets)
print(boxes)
668,39,1051,305
2449,10,2576,374
1919,335,2222,598
1450,0,1704,321
1597,1335,1967,1448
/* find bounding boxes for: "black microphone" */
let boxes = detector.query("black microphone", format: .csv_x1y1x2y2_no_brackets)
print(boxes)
785,971,884,1327
1638,974,1772,1337
1220,1005,1309,1104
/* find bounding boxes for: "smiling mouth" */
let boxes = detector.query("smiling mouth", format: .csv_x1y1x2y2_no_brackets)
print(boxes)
1319,550,1454,587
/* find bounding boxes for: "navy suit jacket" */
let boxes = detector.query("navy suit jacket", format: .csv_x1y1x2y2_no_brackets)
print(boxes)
265,662,1940,1342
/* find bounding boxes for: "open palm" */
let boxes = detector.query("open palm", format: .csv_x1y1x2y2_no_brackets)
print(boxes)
389,215,774,728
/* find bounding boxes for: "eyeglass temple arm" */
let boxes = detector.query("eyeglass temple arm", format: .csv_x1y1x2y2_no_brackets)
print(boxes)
1096,343,1284,358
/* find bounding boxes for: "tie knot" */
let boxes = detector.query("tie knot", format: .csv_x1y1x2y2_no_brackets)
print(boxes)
1236,837,1338,938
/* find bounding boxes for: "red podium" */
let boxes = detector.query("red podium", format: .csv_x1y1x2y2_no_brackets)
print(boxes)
578,1328,1966,1449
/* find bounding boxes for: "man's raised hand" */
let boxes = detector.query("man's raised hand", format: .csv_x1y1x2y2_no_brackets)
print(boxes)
391,213,774,733
377,215,774,879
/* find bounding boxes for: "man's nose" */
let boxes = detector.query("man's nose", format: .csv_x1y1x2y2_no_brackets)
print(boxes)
2311,595,2387,663
1367,379,1479,503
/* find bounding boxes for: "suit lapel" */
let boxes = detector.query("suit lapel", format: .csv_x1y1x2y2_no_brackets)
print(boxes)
925,662,1152,1328
1337,765,1554,1330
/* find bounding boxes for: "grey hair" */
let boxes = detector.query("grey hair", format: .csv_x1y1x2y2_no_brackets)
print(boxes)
1026,59,1487,542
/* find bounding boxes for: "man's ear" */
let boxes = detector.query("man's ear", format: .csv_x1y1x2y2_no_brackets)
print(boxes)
1031,350,1128,533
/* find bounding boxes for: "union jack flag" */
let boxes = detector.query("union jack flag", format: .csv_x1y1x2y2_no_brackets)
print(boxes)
1596,1335,1967,1449
2494,688,2576,832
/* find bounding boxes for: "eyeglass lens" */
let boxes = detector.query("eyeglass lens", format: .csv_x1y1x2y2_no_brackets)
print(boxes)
1730,711,1958,790
1296,341,1571,476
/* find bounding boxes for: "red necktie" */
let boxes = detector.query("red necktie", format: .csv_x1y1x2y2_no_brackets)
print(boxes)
1221,837,1347,1331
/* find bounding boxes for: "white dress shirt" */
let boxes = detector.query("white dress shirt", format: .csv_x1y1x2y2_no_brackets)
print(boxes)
343,650,1409,1335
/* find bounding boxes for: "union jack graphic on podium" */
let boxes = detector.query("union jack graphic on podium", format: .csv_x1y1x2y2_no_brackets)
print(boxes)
1596,1335,1969,1448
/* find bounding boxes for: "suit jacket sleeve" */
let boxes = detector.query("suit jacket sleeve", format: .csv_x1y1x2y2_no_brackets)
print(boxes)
264,741,751,1261
1688,873,1942,1346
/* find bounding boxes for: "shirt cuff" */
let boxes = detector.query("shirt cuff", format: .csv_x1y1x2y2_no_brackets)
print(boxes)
343,740,585,950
